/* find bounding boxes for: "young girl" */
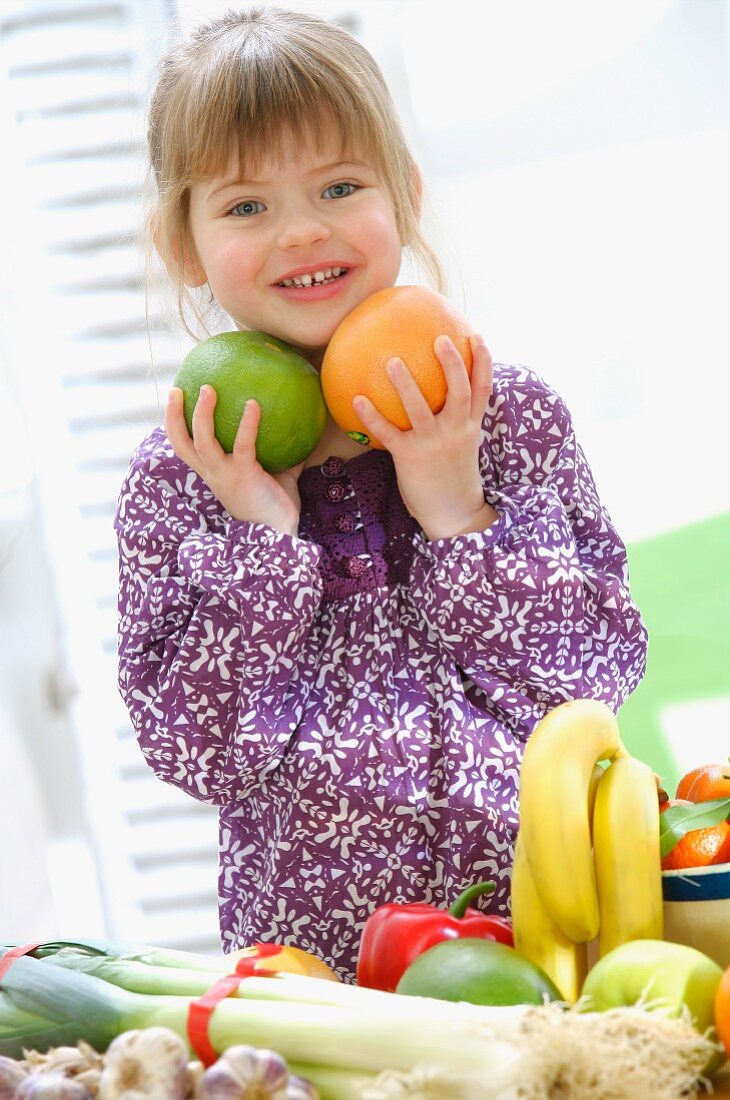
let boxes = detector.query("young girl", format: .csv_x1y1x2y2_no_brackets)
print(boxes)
115,6,648,981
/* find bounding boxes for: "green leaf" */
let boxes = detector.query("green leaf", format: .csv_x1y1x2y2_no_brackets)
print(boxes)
659,796,730,858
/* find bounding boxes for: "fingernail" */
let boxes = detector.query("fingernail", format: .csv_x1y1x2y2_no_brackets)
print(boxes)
437,335,454,351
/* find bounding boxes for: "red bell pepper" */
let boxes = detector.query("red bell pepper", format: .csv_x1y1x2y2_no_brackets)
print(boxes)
356,880,513,991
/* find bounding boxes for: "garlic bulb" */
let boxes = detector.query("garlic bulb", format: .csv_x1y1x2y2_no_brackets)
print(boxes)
15,1075,92,1099
0,1054,27,1098
98,1028,189,1100
284,1077,319,1100
199,1046,289,1099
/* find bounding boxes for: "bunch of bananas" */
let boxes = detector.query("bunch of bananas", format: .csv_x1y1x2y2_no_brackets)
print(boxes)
511,698,663,1002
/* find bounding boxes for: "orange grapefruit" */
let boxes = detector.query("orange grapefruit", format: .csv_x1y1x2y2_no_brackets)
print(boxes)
174,331,327,473
321,285,474,449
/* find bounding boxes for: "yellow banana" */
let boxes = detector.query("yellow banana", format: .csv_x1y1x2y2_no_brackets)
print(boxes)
587,761,606,839
518,698,627,943
511,830,587,1002
592,754,663,957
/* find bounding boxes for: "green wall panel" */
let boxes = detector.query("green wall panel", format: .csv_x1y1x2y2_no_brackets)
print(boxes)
619,511,730,790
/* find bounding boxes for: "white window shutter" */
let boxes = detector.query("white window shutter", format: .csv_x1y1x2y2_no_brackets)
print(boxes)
0,0,221,953
0,0,399,954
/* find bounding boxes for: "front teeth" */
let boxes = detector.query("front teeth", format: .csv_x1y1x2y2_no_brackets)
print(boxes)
280,266,344,288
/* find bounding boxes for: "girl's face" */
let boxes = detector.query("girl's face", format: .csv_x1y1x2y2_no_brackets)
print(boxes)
185,127,405,367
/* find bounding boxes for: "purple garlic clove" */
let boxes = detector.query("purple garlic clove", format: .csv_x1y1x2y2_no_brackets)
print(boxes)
285,1076,320,1100
200,1046,290,1099
0,1055,27,1099
15,1075,91,1099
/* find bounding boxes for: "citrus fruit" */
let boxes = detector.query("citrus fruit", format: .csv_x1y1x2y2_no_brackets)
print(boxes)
395,937,561,1006
675,766,710,800
661,818,730,870
320,285,474,449
684,764,730,803
715,964,730,1055
228,944,339,981
174,331,327,473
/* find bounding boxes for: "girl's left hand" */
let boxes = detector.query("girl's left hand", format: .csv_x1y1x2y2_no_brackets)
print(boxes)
353,333,497,540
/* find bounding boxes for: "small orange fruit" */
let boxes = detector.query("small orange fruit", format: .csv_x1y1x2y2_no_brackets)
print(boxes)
675,766,709,800
661,818,730,870
675,761,730,801
321,285,474,449
715,964,730,1055
685,764,730,803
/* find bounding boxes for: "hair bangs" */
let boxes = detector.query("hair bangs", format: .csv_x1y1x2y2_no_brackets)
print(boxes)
174,37,384,189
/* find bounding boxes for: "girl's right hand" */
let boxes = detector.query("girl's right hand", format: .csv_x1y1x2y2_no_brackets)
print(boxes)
165,386,303,537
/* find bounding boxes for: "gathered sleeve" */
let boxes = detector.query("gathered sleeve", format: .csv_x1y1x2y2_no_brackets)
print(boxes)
114,431,323,806
409,366,648,729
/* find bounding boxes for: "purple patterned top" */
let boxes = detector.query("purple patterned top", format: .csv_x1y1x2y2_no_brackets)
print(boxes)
115,364,647,980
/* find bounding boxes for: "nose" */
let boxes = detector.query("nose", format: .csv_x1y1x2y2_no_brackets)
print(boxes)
275,203,331,251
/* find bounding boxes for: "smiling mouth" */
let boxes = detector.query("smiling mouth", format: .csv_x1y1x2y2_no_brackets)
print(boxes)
277,266,349,288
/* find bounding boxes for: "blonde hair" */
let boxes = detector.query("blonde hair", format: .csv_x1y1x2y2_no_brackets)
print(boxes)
145,5,447,337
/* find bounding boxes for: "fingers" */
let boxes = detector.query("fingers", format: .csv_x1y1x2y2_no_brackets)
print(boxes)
232,398,260,461
386,357,433,431
191,384,225,463
437,335,472,415
165,387,200,469
468,334,493,422
352,393,401,451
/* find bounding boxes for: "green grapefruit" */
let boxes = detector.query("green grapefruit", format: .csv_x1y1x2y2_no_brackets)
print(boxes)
395,938,561,1006
174,331,327,473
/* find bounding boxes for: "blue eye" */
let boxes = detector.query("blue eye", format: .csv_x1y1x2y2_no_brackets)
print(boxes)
323,182,358,200
229,200,265,218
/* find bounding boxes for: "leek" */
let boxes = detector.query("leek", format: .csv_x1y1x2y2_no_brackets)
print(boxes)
36,950,525,1026
1,946,527,1100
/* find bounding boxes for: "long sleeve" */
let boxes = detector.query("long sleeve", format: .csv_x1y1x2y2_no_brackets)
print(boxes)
409,366,647,729
114,430,323,805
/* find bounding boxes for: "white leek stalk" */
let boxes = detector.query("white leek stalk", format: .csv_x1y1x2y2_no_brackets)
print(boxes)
1,950,526,1100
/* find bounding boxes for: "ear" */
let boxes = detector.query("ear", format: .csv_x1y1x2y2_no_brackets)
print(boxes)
150,210,208,288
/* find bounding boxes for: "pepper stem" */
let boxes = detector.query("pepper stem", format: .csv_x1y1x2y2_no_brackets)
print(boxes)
447,880,496,919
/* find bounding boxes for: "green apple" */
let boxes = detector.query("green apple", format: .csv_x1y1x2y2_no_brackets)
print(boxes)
581,939,724,1072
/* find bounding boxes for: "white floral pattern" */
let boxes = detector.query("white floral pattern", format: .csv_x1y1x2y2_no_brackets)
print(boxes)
115,364,647,980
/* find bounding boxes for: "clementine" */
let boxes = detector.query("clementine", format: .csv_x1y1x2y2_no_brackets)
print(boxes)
675,766,709,800
685,764,730,803
320,285,474,449
675,761,730,801
660,817,730,871
715,964,730,1055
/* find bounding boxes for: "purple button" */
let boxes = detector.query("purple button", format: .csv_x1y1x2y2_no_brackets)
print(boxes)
326,481,347,503
335,513,357,533
322,456,346,477
344,555,367,578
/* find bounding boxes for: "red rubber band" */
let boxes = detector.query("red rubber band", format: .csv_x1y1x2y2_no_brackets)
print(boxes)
187,943,281,1066
0,943,44,981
